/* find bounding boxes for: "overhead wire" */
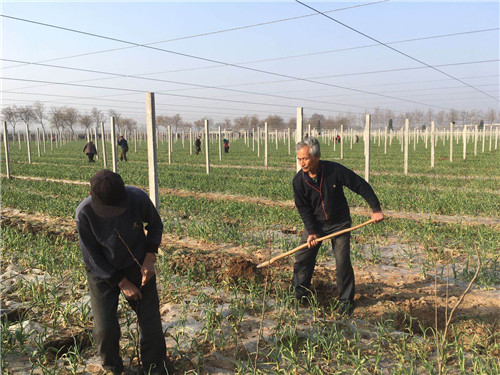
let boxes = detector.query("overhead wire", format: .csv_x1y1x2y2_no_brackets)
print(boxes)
0,14,459,110
1,0,389,70
295,0,499,103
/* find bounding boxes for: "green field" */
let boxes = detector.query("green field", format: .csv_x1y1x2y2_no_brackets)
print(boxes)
1,134,499,374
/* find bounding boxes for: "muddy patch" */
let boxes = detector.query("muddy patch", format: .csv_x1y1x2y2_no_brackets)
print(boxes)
226,256,262,282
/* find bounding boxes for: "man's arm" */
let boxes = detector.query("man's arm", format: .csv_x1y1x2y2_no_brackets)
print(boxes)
76,213,124,285
340,165,382,214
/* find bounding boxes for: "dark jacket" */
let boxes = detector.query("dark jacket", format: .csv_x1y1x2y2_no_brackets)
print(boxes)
75,186,163,285
117,138,128,150
293,160,381,234
83,142,97,154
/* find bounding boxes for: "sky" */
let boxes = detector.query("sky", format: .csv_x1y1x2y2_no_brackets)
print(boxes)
1,0,499,128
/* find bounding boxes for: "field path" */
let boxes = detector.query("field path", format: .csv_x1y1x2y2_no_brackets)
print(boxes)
5,174,500,228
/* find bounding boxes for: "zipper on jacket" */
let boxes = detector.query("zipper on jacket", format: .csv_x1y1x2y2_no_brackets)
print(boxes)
303,164,329,221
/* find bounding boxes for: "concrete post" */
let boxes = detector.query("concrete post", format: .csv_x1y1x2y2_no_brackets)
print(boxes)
340,124,344,160
3,121,10,179
463,125,467,160
218,126,222,161
36,128,41,157
257,127,260,157
145,92,159,208
189,128,193,155
265,122,269,169
296,107,303,172
364,115,371,182
100,122,107,168
474,125,478,156
168,125,172,164
404,120,409,175
110,117,118,173
449,122,453,162
94,127,99,160
287,127,291,155
205,120,210,175
430,121,435,168
25,123,32,164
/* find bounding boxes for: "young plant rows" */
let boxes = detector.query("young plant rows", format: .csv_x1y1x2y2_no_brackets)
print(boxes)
1,135,499,374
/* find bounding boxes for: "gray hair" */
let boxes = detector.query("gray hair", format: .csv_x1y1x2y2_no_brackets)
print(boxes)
296,137,321,158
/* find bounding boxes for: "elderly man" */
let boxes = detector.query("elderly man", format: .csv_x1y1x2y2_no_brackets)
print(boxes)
75,169,169,374
292,137,384,314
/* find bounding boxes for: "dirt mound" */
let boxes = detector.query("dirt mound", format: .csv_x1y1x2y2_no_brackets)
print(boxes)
311,279,339,307
226,257,261,282
43,329,92,356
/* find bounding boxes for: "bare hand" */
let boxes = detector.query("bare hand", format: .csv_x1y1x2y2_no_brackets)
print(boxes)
307,234,319,248
141,253,156,287
372,211,384,223
118,277,142,300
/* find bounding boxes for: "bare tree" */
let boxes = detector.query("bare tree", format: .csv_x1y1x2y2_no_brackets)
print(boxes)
223,118,232,130
264,114,285,130
170,114,183,133
17,105,36,131
80,113,93,132
1,105,19,133
234,116,250,130
108,109,123,132
486,109,496,124
249,115,260,129
447,108,459,125
91,107,105,128
121,117,137,133
193,118,207,132
33,102,47,132
50,107,65,132
62,107,79,135
156,115,168,130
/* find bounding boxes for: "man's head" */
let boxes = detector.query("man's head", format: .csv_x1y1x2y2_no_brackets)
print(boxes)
296,137,321,175
90,169,127,218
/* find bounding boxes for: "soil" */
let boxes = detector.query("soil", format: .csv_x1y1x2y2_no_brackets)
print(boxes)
8,174,500,227
2,206,499,374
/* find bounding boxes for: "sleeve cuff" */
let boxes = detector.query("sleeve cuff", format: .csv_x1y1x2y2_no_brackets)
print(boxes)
106,270,125,287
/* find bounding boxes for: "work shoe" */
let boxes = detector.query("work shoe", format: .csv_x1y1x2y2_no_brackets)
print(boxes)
339,301,356,317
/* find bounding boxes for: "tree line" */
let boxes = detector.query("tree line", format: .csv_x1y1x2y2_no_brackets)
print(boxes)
1,103,137,136
2,102,498,136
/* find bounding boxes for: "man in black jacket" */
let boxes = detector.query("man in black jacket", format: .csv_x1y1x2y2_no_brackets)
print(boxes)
75,169,169,374
292,137,384,314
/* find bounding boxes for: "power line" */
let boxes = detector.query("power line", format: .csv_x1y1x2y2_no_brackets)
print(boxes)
0,58,399,112
133,27,498,76
1,1,388,70
295,0,499,103
0,14,456,110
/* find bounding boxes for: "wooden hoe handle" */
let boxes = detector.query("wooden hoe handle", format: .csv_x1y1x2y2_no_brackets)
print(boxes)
256,219,375,269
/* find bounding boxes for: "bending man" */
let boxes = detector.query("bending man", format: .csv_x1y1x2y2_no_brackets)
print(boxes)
75,169,170,374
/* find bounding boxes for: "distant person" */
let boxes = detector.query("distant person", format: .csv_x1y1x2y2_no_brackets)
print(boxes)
117,136,129,161
293,137,383,315
75,169,171,374
83,140,97,163
195,136,202,155
355,135,359,143
223,138,230,153
336,134,341,144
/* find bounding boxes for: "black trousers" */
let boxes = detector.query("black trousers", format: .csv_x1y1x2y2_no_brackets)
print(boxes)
120,148,128,161
86,267,167,374
292,220,354,304
86,153,95,162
